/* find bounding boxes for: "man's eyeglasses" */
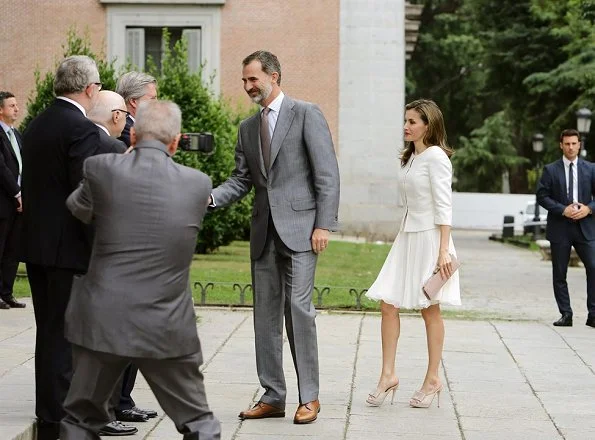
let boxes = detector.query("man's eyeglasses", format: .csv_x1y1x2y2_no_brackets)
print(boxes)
91,82,102,90
112,109,131,116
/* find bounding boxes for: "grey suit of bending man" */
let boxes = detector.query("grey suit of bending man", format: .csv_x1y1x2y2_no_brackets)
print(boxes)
211,51,340,424
60,100,220,440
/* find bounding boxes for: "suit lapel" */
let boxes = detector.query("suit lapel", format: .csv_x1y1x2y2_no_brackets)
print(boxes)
555,159,567,201
0,128,18,163
578,159,590,203
269,97,295,170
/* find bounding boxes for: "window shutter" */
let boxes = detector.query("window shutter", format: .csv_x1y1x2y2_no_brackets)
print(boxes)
126,28,145,70
182,29,202,72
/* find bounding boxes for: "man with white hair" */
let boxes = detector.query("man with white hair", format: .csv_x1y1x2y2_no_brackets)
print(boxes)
60,100,220,440
87,90,128,154
21,54,102,440
86,90,139,436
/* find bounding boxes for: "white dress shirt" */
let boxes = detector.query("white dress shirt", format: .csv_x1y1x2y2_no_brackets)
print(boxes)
261,91,284,139
57,96,87,116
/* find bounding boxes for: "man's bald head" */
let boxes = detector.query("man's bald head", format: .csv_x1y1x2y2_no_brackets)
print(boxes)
88,90,128,137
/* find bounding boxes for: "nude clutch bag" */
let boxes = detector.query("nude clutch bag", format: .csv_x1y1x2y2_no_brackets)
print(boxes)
422,255,460,301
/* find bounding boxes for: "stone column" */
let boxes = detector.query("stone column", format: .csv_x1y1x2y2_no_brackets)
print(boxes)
338,0,405,241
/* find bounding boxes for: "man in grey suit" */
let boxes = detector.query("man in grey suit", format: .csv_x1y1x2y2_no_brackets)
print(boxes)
60,100,221,440
210,50,340,424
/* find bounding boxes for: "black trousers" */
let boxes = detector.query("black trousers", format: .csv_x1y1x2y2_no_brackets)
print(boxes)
550,222,595,317
0,211,21,299
114,364,138,411
27,263,80,440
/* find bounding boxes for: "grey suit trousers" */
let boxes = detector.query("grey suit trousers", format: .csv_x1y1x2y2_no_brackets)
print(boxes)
252,221,319,408
60,344,220,440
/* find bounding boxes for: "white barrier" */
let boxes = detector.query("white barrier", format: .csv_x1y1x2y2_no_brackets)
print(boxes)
452,192,538,232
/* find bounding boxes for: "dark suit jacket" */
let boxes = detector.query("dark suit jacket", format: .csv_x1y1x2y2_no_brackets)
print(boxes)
21,99,100,271
117,115,134,148
96,127,127,155
536,158,595,242
0,127,21,218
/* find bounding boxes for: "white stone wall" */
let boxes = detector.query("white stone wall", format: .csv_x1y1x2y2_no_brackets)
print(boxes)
338,0,406,238
335,192,540,241
452,193,539,232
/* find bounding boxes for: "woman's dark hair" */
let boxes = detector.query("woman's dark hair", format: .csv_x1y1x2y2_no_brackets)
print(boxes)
401,99,453,166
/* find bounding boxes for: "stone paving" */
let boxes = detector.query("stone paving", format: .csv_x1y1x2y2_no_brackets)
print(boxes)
1,230,594,440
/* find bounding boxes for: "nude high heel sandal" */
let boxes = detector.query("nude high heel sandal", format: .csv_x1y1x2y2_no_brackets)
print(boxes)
409,384,443,408
366,382,399,407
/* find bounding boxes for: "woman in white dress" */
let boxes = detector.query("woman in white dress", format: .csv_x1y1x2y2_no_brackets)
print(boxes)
365,99,461,409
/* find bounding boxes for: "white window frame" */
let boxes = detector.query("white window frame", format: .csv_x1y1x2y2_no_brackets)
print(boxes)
106,4,221,93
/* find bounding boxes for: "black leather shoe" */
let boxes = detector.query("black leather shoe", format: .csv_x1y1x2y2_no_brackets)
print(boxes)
99,421,138,436
553,314,573,327
2,296,25,308
131,406,158,418
115,408,149,422
0,298,9,309
586,316,595,328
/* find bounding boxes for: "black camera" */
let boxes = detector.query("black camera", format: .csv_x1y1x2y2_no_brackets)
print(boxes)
179,133,215,154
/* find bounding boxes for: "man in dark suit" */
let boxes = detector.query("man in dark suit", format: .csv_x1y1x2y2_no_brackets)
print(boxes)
537,128,595,328
21,55,102,440
0,91,26,309
116,71,157,148
86,89,140,436
87,90,128,155
60,100,220,440
110,71,160,423
211,51,340,424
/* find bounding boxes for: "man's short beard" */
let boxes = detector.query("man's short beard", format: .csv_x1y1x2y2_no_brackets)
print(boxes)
251,82,273,104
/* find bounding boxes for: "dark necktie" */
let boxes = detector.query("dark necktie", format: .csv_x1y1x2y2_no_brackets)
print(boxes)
568,162,574,204
260,107,271,170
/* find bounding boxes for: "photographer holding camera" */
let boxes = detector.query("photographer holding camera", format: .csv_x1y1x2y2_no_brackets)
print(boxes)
60,100,220,440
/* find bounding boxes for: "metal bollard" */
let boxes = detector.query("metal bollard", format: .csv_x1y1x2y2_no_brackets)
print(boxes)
502,215,515,238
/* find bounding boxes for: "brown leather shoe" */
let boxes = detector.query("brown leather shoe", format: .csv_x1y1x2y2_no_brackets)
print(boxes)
293,400,320,424
239,402,285,420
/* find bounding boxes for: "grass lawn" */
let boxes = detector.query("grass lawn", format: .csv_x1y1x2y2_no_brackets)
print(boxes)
12,240,489,317
189,240,392,309
13,240,392,310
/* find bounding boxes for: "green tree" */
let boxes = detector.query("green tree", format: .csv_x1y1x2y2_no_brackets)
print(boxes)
20,30,252,253
407,0,487,148
409,0,595,192
152,32,253,253
523,0,595,152
20,28,117,130
452,111,530,192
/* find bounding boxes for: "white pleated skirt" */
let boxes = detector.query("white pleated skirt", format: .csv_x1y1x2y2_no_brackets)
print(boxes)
366,227,461,309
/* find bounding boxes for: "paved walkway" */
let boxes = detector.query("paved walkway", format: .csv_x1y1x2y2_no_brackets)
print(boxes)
1,231,594,439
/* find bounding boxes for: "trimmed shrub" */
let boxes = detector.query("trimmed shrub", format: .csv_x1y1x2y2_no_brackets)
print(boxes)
20,29,253,253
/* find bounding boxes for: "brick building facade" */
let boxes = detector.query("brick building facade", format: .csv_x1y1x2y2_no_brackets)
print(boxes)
0,0,411,238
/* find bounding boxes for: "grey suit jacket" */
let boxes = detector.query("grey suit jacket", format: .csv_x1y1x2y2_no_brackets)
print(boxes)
65,140,212,359
212,95,340,259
